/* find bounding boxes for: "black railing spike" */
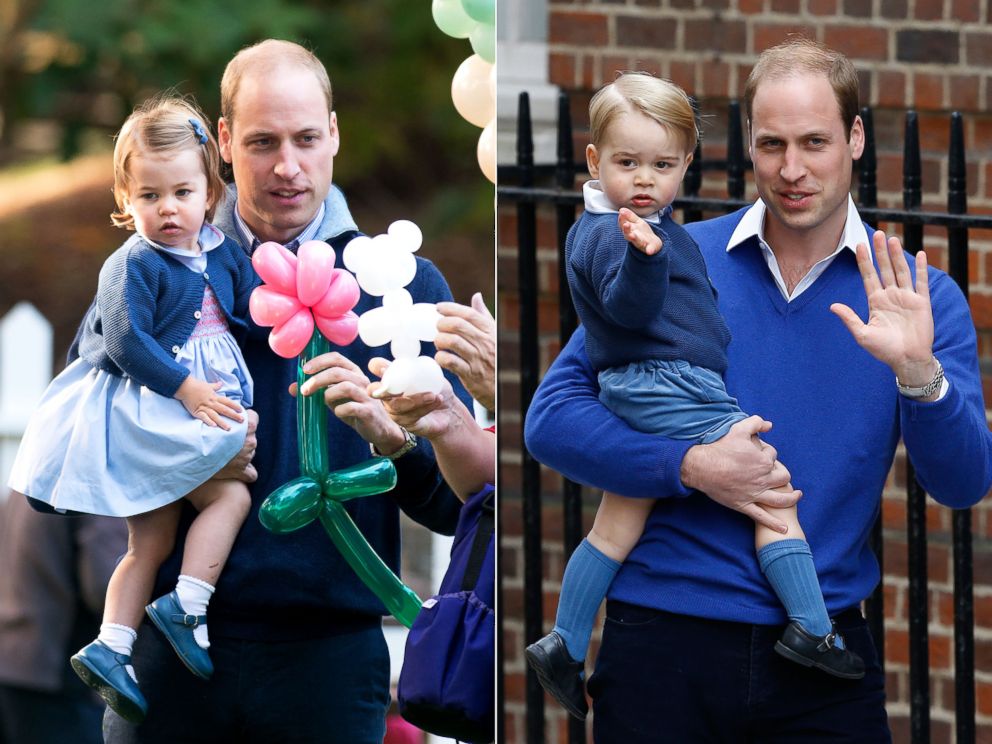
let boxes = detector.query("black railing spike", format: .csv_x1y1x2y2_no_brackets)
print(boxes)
903,111,922,212
515,90,546,744
727,100,745,200
859,106,878,209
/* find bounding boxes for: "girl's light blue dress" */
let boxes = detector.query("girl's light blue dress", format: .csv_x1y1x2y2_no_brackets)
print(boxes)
8,237,253,517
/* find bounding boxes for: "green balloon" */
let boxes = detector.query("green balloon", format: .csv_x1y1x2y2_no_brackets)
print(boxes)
470,22,495,65
323,458,397,502
319,502,423,628
461,0,495,25
257,327,422,626
258,476,323,534
432,0,475,39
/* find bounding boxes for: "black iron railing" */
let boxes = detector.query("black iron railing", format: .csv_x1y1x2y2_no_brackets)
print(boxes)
499,90,992,744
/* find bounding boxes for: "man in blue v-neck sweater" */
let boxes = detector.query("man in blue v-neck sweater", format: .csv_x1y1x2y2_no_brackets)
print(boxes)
96,40,469,744
526,39,992,743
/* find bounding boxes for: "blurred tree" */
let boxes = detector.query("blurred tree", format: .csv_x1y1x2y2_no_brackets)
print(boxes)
0,0,489,233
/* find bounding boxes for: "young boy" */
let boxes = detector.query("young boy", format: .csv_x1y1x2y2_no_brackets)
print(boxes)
525,73,864,721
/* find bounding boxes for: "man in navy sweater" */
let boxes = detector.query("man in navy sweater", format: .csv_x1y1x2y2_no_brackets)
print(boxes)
102,40,468,743
526,38,992,742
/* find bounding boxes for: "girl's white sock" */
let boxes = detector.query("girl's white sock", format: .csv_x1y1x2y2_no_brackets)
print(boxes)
98,623,139,682
175,575,215,650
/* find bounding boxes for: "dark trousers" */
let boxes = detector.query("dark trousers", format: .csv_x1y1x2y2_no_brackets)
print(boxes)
589,602,891,743
103,620,390,744
0,681,103,744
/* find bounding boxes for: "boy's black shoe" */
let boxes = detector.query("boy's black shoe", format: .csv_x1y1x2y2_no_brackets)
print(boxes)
524,631,588,720
774,622,866,679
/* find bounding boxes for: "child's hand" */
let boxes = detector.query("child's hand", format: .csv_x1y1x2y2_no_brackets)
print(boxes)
618,207,663,256
174,376,244,431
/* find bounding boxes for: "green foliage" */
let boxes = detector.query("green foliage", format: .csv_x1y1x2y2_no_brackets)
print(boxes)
6,0,490,233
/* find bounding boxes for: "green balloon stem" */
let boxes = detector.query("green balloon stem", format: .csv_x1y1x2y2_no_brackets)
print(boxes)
323,458,397,501
299,332,331,478
318,501,422,628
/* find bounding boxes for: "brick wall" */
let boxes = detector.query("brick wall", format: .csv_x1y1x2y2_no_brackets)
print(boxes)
498,2,992,741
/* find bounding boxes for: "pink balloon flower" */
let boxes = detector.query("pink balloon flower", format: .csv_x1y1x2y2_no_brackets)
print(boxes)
249,240,361,358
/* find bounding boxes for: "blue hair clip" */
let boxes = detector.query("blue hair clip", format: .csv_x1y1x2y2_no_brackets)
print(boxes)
188,118,208,145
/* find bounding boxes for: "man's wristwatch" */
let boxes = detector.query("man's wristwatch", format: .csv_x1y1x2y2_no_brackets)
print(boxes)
370,428,418,460
896,358,944,399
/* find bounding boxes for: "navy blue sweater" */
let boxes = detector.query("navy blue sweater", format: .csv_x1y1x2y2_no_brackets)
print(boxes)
164,186,466,640
76,233,256,397
566,210,731,373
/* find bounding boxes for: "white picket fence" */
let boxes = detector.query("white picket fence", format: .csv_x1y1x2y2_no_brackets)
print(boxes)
0,302,459,743
0,302,52,501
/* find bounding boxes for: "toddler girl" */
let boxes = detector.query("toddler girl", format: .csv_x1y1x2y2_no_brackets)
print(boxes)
525,73,864,721
7,95,256,723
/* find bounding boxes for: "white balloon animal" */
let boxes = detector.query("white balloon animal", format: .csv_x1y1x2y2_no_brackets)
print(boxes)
342,220,445,395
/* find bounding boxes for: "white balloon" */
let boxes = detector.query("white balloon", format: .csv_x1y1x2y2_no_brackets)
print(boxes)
410,356,445,394
342,235,374,273
380,359,414,395
411,304,441,341
358,307,394,348
382,288,413,308
391,335,421,359
388,220,423,252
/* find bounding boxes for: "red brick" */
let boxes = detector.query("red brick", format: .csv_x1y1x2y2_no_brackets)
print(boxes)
629,57,662,79
806,0,837,12
948,74,981,113
965,31,992,67
914,0,945,19
549,52,577,89
824,25,889,61
701,60,733,99
912,72,945,111
616,15,677,49
685,19,747,54
771,0,800,11
876,70,907,108
918,112,951,153
929,632,952,670
580,53,595,90
842,0,873,15
670,60,697,95
739,0,764,12
549,11,609,46
952,0,981,21
979,679,992,716
886,627,910,664
753,25,819,55
601,56,629,85
881,0,908,17
896,29,959,64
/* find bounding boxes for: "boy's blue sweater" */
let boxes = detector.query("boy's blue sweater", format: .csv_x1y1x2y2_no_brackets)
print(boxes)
526,207,992,624
566,210,731,373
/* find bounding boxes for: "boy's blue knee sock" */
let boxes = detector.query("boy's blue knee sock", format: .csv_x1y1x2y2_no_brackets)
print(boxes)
757,538,843,648
552,538,622,663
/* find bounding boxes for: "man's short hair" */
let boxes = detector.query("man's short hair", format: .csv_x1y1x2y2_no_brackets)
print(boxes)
588,72,699,155
744,38,860,140
220,39,333,129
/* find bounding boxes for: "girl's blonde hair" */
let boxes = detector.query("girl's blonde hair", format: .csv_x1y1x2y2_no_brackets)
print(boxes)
111,94,225,229
589,72,699,155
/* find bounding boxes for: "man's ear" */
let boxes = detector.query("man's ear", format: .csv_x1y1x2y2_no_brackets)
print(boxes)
586,144,600,178
217,117,233,164
848,114,865,160
329,112,340,158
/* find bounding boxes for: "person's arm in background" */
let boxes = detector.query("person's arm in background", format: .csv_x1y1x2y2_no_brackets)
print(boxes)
525,326,800,532
74,516,129,616
370,360,494,501
435,293,495,412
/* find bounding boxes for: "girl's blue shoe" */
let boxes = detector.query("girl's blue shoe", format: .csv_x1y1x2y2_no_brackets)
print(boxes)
145,590,214,680
70,640,148,723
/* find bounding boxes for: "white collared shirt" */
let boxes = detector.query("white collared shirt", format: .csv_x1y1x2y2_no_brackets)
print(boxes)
140,223,227,273
233,202,325,252
726,195,869,302
582,180,672,224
